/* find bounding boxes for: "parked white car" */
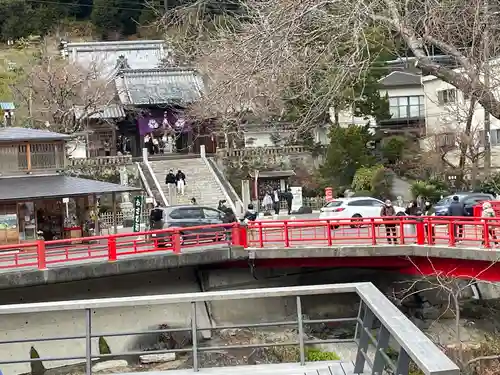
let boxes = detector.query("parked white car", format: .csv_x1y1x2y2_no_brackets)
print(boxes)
319,197,406,227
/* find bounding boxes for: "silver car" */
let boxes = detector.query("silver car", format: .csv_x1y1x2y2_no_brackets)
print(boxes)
151,205,227,246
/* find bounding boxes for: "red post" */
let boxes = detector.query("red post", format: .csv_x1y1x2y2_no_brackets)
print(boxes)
370,219,377,245
416,220,425,245
108,236,117,261
483,220,490,248
258,222,264,248
240,225,248,248
399,217,405,245
172,230,181,253
284,221,290,247
232,224,241,246
326,220,333,246
448,221,456,247
36,239,47,270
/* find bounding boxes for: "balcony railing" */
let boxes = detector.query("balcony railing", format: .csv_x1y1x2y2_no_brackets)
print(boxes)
0,143,65,174
0,283,459,375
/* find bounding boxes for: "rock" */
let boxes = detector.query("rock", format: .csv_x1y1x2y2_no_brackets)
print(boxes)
140,353,176,364
92,360,128,372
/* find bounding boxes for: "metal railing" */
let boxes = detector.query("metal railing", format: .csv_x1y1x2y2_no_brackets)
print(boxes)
204,156,244,215
142,147,168,206
0,216,497,271
136,161,156,205
0,283,459,375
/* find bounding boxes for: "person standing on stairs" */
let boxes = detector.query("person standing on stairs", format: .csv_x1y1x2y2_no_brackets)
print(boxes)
176,170,186,196
165,169,177,204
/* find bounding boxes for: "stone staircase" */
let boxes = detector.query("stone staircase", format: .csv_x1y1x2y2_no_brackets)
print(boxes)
149,157,227,207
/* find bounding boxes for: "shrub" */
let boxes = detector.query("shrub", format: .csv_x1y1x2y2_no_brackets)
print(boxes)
99,336,111,354
306,348,340,361
381,136,407,164
410,181,447,203
352,165,394,199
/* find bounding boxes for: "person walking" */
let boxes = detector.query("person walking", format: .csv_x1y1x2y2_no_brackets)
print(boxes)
481,201,497,248
243,204,258,222
381,199,398,244
272,188,281,215
191,197,197,205
262,192,273,214
423,201,436,244
405,200,421,239
447,195,466,242
165,169,177,204
284,188,294,215
176,170,186,195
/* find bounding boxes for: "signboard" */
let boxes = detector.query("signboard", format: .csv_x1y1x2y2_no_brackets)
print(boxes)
290,187,303,212
133,196,143,232
325,187,333,202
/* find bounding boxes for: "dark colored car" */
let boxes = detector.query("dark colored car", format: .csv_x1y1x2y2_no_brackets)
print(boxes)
434,193,494,216
151,205,227,246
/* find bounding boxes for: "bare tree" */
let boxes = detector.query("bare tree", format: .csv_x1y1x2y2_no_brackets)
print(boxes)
422,91,489,187
13,54,115,133
161,0,500,133
395,256,500,373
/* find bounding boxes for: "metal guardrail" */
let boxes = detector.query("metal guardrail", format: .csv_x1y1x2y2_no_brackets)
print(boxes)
0,283,459,375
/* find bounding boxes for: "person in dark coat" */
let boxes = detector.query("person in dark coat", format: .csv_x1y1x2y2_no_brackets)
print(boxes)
150,203,164,230
165,169,177,203
272,188,281,215
243,204,258,222
380,199,398,244
284,188,294,215
447,195,466,241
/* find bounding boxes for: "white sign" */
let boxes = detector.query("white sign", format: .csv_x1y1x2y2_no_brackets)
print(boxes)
62,197,69,203
290,187,303,212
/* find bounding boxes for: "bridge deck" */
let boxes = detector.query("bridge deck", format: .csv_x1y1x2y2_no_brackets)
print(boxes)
117,361,368,375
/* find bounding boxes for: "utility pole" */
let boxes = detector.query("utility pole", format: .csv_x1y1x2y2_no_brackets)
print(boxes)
484,0,492,175
164,0,168,12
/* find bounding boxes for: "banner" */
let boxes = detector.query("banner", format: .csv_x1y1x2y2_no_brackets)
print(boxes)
133,196,143,232
290,187,303,212
137,110,191,136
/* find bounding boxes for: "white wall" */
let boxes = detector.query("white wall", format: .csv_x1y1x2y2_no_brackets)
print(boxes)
422,74,500,169
244,126,329,147
379,86,424,98
66,140,87,159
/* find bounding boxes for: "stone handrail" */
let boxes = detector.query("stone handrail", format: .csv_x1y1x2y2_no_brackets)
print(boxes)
69,155,133,167
217,145,309,158
0,283,459,375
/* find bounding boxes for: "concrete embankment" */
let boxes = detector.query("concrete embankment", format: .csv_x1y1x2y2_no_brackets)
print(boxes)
0,264,460,374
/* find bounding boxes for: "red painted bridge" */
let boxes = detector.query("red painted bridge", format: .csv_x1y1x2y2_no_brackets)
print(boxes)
1,216,500,281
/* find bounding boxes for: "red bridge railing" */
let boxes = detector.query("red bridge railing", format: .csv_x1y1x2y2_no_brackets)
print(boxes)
0,216,496,270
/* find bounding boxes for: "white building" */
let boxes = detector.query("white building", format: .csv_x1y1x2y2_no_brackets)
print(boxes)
330,70,425,136
421,62,500,169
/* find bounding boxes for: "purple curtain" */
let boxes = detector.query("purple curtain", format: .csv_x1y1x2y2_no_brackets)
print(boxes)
136,110,192,136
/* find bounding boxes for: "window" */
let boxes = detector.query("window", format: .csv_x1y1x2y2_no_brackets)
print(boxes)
169,208,204,220
463,195,491,206
478,129,500,147
438,89,456,105
325,201,343,208
348,200,375,207
203,208,222,220
389,96,425,119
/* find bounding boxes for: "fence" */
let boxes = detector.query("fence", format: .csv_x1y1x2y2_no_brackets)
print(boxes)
98,211,149,229
0,283,459,375
0,216,496,272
